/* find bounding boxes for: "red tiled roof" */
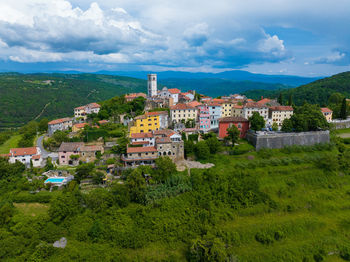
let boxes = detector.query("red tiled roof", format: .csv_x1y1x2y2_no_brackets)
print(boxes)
75,106,85,110
98,120,109,124
73,123,89,129
125,93,147,98
219,117,249,123
168,88,181,94
321,107,333,113
127,146,157,153
208,102,221,107
244,102,268,108
48,117,72,125
246,99,254,102
270,106,294,111
10,147,37,156
170,103,195,110
153,129,176,137
80,145,103,152
156,137,172,144
130,132,154,139
131,141,150,145
233,105,243,109
212,98,225,103
257,98,272,104
188,101,202,107
31,155,41,160
88,102,101,108
146,111,168,116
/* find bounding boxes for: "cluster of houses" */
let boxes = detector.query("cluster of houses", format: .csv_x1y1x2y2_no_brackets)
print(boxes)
3,73,335,170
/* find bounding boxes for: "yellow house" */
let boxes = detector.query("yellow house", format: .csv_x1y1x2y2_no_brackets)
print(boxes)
130,112,160,135
221,102,234,117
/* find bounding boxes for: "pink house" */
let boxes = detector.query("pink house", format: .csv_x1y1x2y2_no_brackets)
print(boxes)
198,104,210,131
58,142,84,165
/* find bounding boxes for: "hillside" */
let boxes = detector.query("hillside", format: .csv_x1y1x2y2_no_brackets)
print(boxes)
159,78,291,98
244,71,350,105
0,73,146,128
2,140,350,261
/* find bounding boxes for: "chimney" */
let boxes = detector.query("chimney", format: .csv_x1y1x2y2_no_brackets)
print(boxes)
261,96,263,100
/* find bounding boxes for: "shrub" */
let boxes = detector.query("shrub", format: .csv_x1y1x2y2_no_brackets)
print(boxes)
255,232,274,245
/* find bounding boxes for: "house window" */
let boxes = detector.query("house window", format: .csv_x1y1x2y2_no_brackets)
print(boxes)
138,153,141,157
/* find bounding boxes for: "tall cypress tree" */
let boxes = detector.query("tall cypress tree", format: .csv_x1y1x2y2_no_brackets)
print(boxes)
278,93,283,105
341,98,347,119
288,94,293,106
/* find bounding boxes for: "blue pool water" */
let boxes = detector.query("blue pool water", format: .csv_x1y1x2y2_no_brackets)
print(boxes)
45,177,65,183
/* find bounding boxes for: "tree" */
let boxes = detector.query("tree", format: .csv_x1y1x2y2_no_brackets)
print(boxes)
290,103,329,131
38,118,49,132
341,97,347,119
281,119,293,132
111,183,130,208
328,92,344,105
92,171,105,185
184,140,195,158
205,136,222,154
224,125,240,147
126,168,147,203
272,122,278,131
48,193,80,223
249,112,265,131
194,141,210,160
288,94,293,106
44,157,55,171
278,93,283,105
154,156,177,182
75,163,95,183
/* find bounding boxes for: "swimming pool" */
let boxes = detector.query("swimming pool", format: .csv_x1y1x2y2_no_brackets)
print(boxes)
45,177,65,184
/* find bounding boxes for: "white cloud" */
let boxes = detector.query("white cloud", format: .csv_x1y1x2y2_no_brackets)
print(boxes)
0,0,349,74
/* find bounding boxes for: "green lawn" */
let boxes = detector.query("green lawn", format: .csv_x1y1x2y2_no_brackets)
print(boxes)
0,134,21,153
14,202,49,217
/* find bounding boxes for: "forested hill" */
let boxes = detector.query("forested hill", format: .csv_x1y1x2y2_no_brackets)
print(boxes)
0,73,146,128
244,71,350,105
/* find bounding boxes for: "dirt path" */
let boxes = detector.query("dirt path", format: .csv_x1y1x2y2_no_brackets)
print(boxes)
34,102,51,120
176,160,215,171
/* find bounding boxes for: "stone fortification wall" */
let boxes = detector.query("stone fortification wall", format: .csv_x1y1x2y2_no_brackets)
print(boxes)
246,130,330,150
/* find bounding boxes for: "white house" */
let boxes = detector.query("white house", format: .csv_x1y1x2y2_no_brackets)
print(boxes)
74,103,101,119
130,132,155,146
168,88,181,104
208,102,222,129
48,117,73,136
243,102,269,121
9,147,43,167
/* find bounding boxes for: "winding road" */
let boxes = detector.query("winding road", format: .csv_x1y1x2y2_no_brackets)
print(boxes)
36,135,58,161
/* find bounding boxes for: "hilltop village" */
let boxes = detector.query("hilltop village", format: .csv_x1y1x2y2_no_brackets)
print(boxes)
2,74,335,186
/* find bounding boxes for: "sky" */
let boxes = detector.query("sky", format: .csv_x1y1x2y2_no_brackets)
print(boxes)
0,0,349,76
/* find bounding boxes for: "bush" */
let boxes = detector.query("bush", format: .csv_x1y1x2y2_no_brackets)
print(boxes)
255,232,274,245
229,143,254,155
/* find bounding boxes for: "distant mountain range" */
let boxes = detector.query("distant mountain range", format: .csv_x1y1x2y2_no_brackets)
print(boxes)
96,70,320,87
243,71,350,106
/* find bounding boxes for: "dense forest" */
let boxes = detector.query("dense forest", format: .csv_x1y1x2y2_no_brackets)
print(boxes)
244,71,350,105
0,73,146,128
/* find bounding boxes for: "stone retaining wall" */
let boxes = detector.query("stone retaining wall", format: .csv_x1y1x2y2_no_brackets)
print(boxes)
246,130,330,150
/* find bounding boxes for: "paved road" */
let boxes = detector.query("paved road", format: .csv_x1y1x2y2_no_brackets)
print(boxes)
37,135,58,161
